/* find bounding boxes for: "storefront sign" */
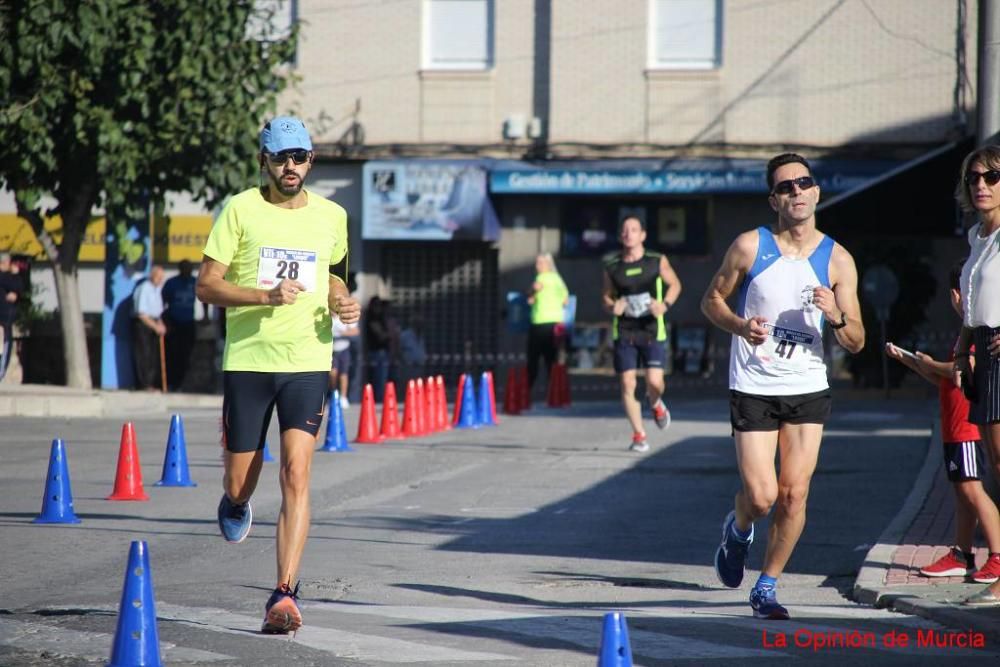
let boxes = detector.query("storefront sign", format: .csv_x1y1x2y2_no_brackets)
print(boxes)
489,159,902,195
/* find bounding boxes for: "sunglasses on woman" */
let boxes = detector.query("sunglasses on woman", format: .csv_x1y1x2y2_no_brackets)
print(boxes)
771,176,817,195
965,170,1000,187
265,149,310,166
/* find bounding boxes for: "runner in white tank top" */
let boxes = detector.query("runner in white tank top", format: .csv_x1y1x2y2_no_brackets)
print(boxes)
700,153,865,621
729,226,835,395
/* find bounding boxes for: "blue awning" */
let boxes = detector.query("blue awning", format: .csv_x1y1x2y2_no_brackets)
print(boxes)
488,157,905,195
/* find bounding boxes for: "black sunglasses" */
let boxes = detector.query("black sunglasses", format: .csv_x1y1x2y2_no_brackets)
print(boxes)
965,170,1000,187
265,149,310,166
771,176,817,195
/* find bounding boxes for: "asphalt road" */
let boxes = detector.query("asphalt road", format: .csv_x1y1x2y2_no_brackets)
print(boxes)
1,397,997,665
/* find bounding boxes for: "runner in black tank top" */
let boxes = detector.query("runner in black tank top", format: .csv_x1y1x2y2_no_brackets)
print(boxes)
601,215,682,453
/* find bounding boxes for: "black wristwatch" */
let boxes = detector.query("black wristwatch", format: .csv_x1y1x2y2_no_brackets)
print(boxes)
829,312,848,330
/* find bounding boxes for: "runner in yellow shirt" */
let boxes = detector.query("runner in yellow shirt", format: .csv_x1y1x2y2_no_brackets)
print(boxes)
196,116,360,634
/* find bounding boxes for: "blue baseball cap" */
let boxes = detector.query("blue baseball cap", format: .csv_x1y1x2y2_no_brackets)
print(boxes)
259,116,313,153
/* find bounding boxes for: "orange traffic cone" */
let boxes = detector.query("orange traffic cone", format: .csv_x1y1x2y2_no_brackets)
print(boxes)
402,379,420,438
452,373,467,426
355,384,384,444
107,422,149,501
485,370,498,424
415,378,426,436
425,376,438,434
547,364,560,407
504,367,521,415
435,375,451,431
547,363,571,407
380,381,403,440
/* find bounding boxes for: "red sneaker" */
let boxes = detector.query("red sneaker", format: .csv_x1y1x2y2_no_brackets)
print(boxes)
919,548,974,578
973,553,1000,584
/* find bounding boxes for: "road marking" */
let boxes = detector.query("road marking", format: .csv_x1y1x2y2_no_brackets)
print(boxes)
155,603,515,663
0,618,231,663
311,602,784,659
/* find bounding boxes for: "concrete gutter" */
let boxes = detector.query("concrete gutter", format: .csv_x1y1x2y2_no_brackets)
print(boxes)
0,384,222,417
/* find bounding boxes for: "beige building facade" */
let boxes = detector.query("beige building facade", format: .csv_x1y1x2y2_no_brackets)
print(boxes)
287,0,973,150
277,0,980,391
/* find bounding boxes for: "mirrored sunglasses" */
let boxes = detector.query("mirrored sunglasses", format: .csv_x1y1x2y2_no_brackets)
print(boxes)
771,176,817,195
266,149,310,166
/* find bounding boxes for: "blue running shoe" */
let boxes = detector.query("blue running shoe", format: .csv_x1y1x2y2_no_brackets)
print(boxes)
714,510,753,588
217,494,252,544
750,584,790,620
262,582,302,634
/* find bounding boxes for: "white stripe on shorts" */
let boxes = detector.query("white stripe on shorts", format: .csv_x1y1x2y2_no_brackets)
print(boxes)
962,440,977,478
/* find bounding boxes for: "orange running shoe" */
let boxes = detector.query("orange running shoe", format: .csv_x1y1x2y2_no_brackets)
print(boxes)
261,582,302,634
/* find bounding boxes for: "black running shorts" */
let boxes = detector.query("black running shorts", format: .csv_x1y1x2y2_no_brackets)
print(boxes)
729,389,832,433
943,440,985,482
613,331,666,373
222,371,328,453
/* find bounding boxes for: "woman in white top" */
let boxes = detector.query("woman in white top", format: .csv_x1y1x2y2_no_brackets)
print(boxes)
954,144,1000,606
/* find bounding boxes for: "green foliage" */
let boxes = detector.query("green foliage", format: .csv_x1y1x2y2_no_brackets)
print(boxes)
14,279,51,332
0,0,298,232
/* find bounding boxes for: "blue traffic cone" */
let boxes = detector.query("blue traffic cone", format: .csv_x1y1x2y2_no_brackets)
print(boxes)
108,540,162,667
476,372,496,426
597,612,633,667
262,440,275,462
455,374,480,429
155,414,196,487
33,438,81,524
319,391,354,452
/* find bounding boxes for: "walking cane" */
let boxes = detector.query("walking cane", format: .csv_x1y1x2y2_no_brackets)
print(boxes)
159,334,168,392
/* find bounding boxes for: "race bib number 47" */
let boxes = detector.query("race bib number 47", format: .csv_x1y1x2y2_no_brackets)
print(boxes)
257,247,318,292
759,323,815,366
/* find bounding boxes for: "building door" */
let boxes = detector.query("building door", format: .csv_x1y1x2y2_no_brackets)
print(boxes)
382,242,498,387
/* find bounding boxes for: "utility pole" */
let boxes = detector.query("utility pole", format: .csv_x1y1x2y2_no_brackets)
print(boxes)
978,0,1000,145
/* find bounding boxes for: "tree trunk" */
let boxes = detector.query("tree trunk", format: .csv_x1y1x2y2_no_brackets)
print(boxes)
51,264,92,389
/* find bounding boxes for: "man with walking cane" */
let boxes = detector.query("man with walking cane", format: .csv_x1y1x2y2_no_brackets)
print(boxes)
132,264,166,391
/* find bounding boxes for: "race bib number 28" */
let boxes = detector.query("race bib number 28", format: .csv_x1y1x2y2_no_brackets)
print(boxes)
257,247,318,292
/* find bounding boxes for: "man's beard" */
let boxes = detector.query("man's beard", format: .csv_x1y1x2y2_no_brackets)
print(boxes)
269,170,303,196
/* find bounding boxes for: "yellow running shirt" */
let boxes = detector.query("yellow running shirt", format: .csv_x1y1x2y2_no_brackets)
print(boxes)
531,272,568,325
203,187,348,372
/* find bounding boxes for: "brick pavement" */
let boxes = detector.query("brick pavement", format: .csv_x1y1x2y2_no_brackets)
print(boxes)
886,462,993,586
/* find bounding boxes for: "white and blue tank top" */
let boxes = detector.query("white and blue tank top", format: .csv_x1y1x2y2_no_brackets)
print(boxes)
730,226,835,395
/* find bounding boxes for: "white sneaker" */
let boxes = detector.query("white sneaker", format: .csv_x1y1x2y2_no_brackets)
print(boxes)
628,434,650,453
340,396,350,409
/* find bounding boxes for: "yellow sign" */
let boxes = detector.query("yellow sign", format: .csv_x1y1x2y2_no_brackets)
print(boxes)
0,213,105,261
153,214,214,264
0,213,213,263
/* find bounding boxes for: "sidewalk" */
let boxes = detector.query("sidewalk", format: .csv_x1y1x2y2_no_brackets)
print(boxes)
0,383,222,417
853,419,1000,641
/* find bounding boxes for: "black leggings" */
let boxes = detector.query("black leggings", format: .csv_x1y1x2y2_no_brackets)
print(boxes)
527,323,559,391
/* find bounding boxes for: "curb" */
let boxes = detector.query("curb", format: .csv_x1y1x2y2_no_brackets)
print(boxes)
0,384,222,417
852,418,942,606
852,418,1000,643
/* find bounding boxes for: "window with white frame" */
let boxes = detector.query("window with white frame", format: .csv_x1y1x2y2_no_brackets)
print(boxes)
650,0,722,69
424,0,493,70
